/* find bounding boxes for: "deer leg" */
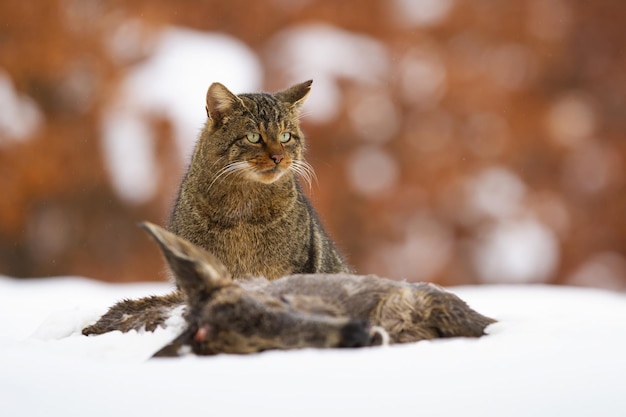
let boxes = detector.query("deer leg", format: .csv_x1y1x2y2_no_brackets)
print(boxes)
82,291,185,335
414,284,497,338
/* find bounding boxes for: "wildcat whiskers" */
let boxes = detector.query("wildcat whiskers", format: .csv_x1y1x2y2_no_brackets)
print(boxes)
290,159,318,190
295,110,312,122
207,161,252,192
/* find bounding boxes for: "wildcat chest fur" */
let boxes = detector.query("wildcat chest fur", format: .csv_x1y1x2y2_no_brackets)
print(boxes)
168,80,350,280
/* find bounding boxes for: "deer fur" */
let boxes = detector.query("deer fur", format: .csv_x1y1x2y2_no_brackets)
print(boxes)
82,223,496,356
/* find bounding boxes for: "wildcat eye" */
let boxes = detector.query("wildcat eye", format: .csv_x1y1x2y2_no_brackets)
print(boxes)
246,133,261,144
279,132,291,143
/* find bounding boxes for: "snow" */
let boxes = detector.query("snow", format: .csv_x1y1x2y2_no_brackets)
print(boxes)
466,167,527,220
474,218,559,284
397,46,448,106
0,69,43,145
390,0,456,28
265,23,390,123
1,275,625,417
373,214,453,281
346,146,399,197
464,167,560,284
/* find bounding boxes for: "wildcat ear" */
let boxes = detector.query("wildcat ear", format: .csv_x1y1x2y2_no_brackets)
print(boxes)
275,80,312,109
205,82,243,123
139,222,232,299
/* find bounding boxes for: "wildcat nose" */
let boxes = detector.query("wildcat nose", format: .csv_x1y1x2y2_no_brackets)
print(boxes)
270,153,284,164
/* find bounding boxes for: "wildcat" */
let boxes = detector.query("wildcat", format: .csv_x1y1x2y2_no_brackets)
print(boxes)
168,80,350,280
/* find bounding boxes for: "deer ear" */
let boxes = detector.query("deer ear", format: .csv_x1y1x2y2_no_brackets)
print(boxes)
152,328,195,358
205,82,243,123
140,222,232,297
275,80,312,110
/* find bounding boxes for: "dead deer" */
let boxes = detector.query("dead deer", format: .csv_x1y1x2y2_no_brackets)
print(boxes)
82,223,496,356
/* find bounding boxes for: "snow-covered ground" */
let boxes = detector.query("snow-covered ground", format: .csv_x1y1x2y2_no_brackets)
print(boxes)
1,275,624,417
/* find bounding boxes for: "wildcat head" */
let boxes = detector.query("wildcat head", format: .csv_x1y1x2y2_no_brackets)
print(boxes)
202,80,315,187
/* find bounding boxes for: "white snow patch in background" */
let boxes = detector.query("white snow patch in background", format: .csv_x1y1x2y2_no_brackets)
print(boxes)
390,0,455,27
101,26,262,204
561,142,620,196
568,252,626,291
466,166,527,220
475,218,559,284
266,24,390,123
348,91,400,143
463,166,561,284
397,47,448,106
100,112,157,204
1,275,625,417
346,146,399,197
0,69,43,145
375,213,453,280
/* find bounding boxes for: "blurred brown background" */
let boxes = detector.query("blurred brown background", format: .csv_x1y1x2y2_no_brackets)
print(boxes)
1,0,625,289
